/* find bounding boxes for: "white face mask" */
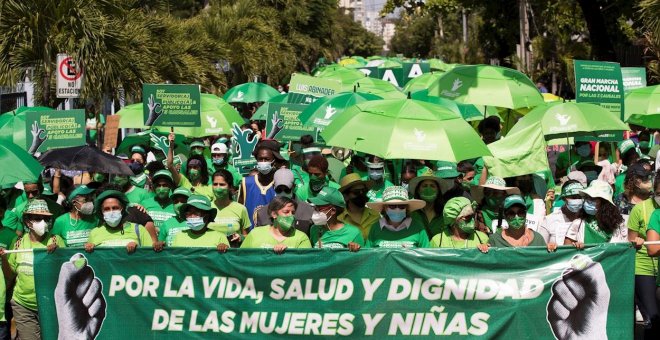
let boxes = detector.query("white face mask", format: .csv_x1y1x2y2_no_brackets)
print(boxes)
256,161,273,174
103,211,123,228
76,202,95,215
31,220,48,236
311,211,329,225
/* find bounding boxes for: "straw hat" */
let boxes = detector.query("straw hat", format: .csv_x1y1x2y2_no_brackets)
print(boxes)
407,168,442,196
470,176,521,203
24,199,52,216
366,186,426,212
580,180,614,205
339,173,373,193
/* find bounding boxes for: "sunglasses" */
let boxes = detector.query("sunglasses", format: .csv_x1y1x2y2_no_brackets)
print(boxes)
505,209,526,218
386,204,407,210
275,187,292,194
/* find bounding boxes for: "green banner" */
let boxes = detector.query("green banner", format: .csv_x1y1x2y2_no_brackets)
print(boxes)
621,67,647,92
265,103,317,142
34,244,633,339
143,84,201,127
574,60,625,120
25,109,85,154
288,74,342,105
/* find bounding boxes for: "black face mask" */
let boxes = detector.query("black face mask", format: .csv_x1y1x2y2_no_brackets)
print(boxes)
349,195,369,207
129,162,144,175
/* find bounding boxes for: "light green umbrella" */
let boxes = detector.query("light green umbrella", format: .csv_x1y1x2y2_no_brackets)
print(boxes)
402,73,444,93
116,103,145,129
299,91,382,129
165,94,245,137
428,64,544,110
427,59,457,72
223,82,280,103
0,106,52,150
252,93,290,120
377,60,403,69
0,141,43,187
315,66,366,85
321,99,491,161
624,85,660,128
351,78,405,99
410,89,487,121
507,102,630,141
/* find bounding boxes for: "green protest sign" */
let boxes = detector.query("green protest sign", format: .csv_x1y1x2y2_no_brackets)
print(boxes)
378,68,405,88
402,62,430,85
359,67,379,78
143,84,201,127
288,74,342,105
25,109,85,155
34,244,633,339
230,122,258,174
265,103,317,142
621,67,647,92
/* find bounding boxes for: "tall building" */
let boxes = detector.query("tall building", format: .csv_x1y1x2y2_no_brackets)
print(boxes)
339,0,397,51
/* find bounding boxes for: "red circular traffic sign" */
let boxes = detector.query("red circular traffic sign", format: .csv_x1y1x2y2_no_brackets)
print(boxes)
59,57,83,81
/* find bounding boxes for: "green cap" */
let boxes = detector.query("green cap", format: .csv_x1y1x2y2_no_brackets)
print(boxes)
190,141,206,149
435,161,460,179
67,185,95,202
130,146,146,155
639,141,650,149
152,170,173,183
180,194,217,220
170,187,192,199
94,190,129,212
308,187,346,208
618,139,637,155
503,195,526,209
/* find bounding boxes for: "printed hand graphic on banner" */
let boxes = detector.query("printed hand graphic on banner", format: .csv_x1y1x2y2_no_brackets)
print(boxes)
547,254,610,340
28,121,47,155
145,94,162,126
55,253,106,340
232,122,258,159
266,110,284,139
150,133,170,157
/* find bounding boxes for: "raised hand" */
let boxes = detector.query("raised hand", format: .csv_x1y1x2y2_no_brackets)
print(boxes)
28,121,48,154
145,94,162,126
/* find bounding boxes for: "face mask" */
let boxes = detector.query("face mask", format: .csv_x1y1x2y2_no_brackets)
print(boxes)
485,196,503,209
112,176,129,188
274,215,295,232
419,187,438,202
188,169,201,181
368,169,384,181
92,173,106,183
457,219,475,234
212,157,225,166
213,187,229,200
583,199,597,216
461,181,472,191
77,202,95,215
129,162,143,175
186,217,206,231
256,161,273,175
635,181,653,197
584,171,598,184
349,195,369,207
311,211,329,225
577,144,591,157
191,149,204,156
155,187,170,200
565,198,584,213
309,175,326,192
386,207,407,223
103,211,123,228
31,220,48,236
506,216,525,229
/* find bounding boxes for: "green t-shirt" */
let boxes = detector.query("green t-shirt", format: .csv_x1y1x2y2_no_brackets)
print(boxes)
0,227,17,249
635,200,660,276
488,230,547,247
51,213,99,247
208,201,251,236
240,226,311,249
310,223,364,248
294,178,340,202
410,210,444,238
365,219,430,248
430,229,489,248
125,186,154,206
9,234,66,311
179,175,214,202
88,222,153,248
158,217,188,247
172,229,229,248
142,197,176,229
363,179,394,203
291,164,309,187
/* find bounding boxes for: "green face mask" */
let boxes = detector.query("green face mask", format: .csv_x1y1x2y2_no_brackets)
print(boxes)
213,187,229,200
191,149,204,156
274,215,295,232
457,219,475,234
419,187,438,202
188,169,201,181
174,203,185,217
93,173,107,183
507,216,526,230
309,175,326,192
461,181,472,191
113,176,129,187
485,196,503,209
154,187,170,200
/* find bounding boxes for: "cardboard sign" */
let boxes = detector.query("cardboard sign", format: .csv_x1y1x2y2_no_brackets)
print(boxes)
25,109,85,154
142,84,201,127
103,115,121,149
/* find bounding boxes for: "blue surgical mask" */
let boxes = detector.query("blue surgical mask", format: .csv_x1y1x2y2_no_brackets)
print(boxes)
565,198,584,213
212,157,225,166
186,217,206,231
386,207,406,223
583,199,597,215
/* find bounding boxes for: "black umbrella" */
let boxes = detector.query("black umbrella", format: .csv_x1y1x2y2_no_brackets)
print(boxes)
38,145,133,175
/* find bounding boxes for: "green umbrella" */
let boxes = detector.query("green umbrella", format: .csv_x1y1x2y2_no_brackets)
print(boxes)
223,82,280,103
507,102,630,141
321,99,491,161
410,89,487,121
116,103,146,129
351,78,405,99
624,85,660,128
299,91,382,129
252,93,290,121
402,73,444,93
0,106,52,150
117,129,189,157
428,64,544,109
162,94,245,137
427,59,457,72
315,67,366,85
377,60,403,69
0,141,43,187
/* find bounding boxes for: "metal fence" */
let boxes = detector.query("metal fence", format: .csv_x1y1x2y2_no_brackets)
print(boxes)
0,92,27,113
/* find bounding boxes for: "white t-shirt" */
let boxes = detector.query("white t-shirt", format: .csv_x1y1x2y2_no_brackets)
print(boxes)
537,210,574,244
565,218,628,244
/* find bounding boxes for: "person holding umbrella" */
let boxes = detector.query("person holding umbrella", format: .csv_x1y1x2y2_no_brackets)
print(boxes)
241,196,311,253
408,169,444,239
167,132,214,202
171,194,229,251
337,173,380,240
365,186,429,248
309,187,363,250
51,185,97,247
0,199,65,339
154,187,191,250
431,197,489,251
489,195,554,249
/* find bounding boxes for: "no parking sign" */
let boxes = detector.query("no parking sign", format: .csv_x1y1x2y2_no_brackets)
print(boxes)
56,53,84,98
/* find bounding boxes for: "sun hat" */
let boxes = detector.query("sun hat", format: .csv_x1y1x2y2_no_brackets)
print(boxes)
579,179,614,205
561,181,585,197
435,161,461,179
67,185,95,202
170,187,192,199
366,186,426,212
503,195,526,210
407,168,442,196
179,194,218,220
211,143,228,154
470,176,521,204
308,187,346,208
24,199,52,216
338,173,373,193
442,197,474,226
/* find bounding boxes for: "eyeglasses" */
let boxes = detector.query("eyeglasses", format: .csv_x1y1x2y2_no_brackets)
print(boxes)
386,204,407,209
505,209,526,218
25,190,40,197
28,216,50,222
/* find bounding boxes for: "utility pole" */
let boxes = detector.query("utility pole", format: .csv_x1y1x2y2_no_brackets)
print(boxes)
518,0,530,73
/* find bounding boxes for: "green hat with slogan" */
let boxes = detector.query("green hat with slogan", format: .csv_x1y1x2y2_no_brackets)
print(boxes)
180,194,217,220
190,141,206,149
24,199,52,216
308,187,346,208
170,187,192,199
152,170,174,184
